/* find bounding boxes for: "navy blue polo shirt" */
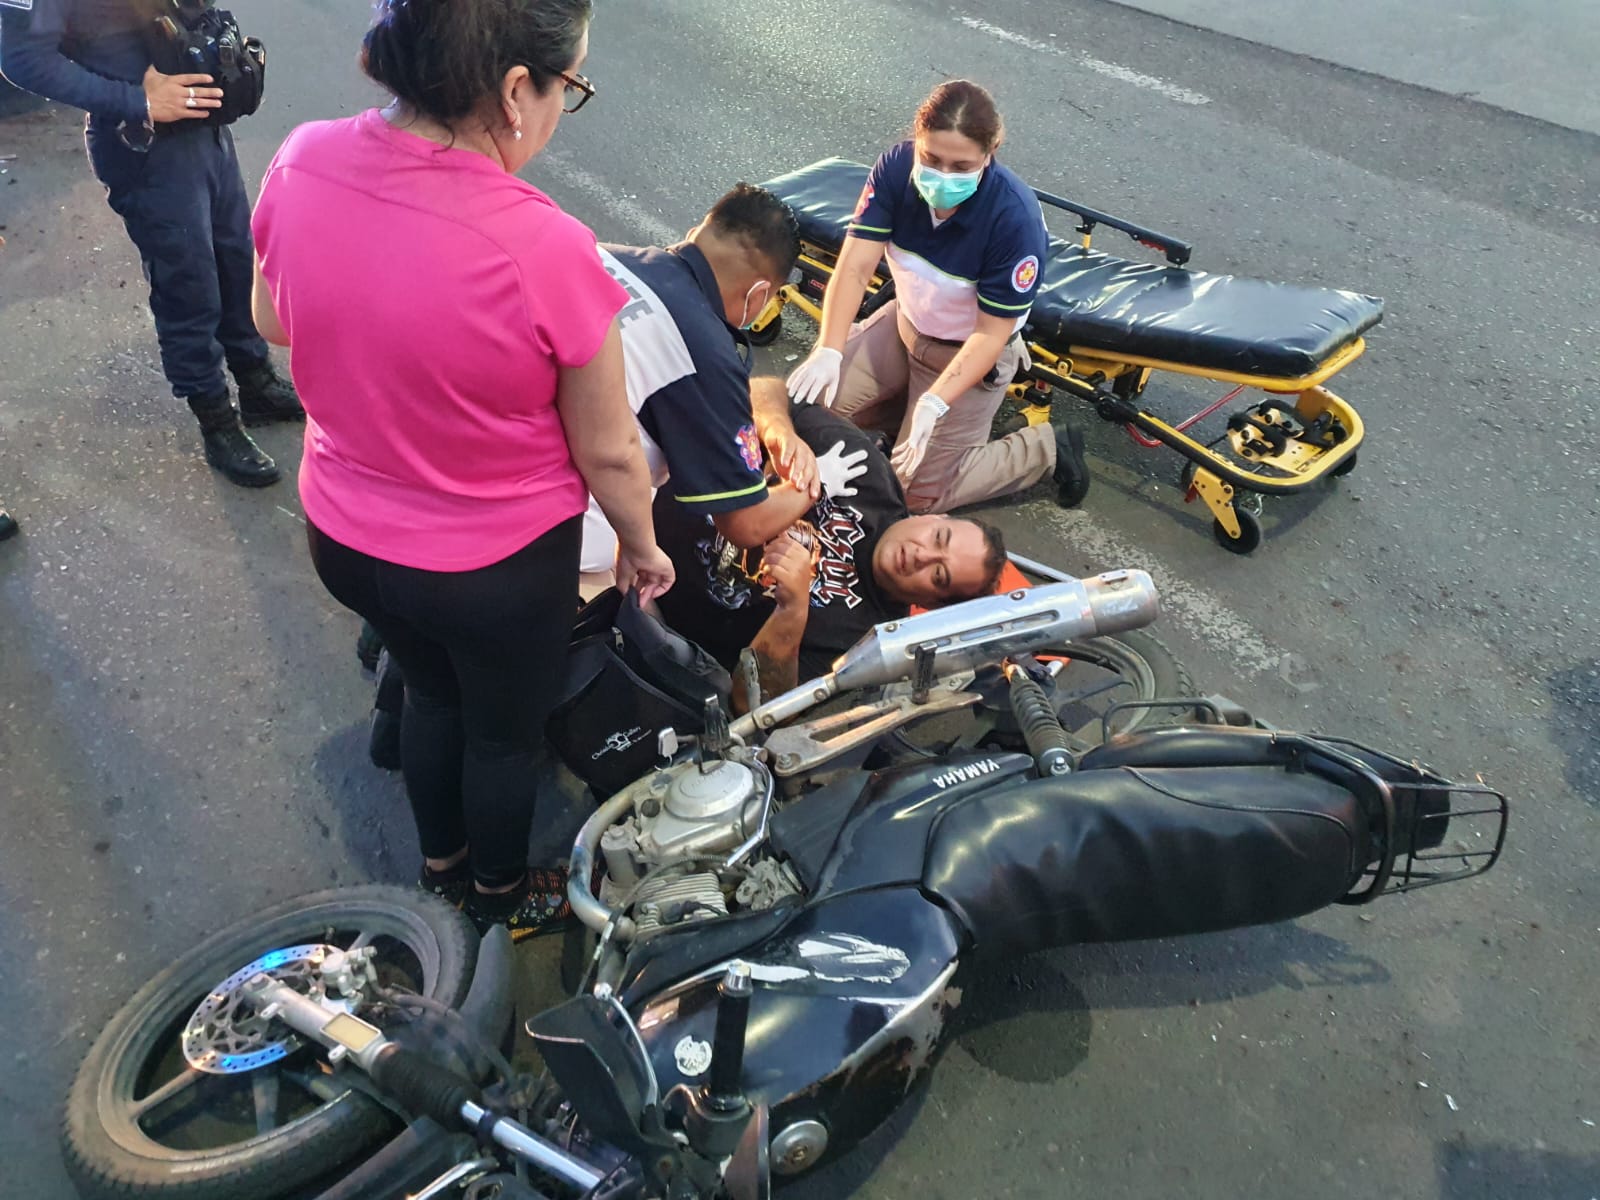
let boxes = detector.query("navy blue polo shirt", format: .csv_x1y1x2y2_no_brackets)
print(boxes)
581,243,768,571
847,140,1048,341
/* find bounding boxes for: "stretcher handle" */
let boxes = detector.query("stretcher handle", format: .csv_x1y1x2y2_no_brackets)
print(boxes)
1032,188,1193,266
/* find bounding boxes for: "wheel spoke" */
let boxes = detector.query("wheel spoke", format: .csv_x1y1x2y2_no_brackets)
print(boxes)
1052,676,1126,709
347,930,375,953
129,1066,204,1121
282,1067,345,1104
251,1069,281,1134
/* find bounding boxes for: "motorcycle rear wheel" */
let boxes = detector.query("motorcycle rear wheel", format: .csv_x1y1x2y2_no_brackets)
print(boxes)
1044,628,1194,744
62,885,478,1200
887,629,1193,760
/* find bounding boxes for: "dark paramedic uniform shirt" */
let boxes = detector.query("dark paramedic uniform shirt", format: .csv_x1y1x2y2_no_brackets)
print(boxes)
600,243,769,514
655,405,908,682
0,0,151,124
845,139,1048,340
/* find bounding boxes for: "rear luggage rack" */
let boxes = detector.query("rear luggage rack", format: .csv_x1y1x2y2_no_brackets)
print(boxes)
1315,736,1510,901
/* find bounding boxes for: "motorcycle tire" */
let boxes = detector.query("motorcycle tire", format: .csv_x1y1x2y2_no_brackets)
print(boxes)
62,885,478,1200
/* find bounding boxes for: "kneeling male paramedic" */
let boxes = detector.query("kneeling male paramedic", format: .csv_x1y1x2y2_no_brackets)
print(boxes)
581,183,818,594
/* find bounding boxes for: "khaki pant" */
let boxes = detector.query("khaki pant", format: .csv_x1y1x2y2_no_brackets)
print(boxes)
831,301,1056,513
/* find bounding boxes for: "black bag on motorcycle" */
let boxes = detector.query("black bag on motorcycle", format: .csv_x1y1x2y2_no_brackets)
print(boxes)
136,0,266,126
545,589,732,797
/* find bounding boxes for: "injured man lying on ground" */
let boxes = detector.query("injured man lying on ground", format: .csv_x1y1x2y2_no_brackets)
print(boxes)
652,402,1008,703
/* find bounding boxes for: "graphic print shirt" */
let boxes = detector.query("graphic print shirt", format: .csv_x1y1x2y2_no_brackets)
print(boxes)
654,405,909,681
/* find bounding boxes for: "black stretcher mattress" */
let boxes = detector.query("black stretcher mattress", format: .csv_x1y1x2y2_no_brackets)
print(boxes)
762,158,1384,380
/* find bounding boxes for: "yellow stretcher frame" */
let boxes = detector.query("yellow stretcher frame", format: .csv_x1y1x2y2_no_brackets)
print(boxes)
749,239,1367,555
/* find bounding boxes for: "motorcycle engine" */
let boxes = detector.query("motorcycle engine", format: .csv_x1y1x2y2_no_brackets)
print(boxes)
598,758,800,935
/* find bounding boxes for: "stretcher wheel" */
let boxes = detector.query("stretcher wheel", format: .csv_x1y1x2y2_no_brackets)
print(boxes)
1330,450,1358,477
745,316,782,347
1213,509,1262,555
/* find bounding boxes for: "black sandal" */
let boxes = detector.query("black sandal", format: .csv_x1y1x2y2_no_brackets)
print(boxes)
417,860,471,909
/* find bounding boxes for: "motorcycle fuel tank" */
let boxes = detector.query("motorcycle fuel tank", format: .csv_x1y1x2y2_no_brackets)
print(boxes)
629,885,965,1172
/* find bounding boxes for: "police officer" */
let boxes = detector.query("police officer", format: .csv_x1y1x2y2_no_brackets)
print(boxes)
0,0,301,487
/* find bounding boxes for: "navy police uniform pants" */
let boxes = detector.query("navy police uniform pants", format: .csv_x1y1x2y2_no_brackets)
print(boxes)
85,118,268,401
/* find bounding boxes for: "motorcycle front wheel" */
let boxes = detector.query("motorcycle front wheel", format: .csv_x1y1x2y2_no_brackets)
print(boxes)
62,885,478,1200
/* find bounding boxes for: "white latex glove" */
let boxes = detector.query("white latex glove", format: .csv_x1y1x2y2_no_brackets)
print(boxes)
813,439,870,498
889,393,949,484
786,346,844,407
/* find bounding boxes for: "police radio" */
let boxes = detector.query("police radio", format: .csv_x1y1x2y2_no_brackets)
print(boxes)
135,0,265,126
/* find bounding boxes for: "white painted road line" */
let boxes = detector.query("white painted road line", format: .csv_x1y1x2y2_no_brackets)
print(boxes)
957,16,1213,107
1028,503,1286,676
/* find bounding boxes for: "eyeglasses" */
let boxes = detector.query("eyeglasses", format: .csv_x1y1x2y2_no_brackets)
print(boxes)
560,72,595,114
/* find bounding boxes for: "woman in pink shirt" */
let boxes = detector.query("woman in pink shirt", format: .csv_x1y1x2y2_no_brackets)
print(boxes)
250,0,672,939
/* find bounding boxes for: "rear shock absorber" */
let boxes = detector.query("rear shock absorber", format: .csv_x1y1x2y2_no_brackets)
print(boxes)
1004,661,1074,777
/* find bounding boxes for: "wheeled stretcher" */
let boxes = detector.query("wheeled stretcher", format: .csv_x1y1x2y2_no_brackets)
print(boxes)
750,158,1384,553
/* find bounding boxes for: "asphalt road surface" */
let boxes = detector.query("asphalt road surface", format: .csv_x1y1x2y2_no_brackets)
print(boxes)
1,1,1597,1197
1115,0,1600,136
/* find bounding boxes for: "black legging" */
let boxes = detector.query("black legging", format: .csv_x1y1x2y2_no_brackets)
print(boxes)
307,517,581,889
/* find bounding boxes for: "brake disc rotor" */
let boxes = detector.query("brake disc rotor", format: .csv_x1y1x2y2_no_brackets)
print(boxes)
182,943,352,1075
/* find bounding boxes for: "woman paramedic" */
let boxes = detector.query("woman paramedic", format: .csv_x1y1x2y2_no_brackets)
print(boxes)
786,80,1090,513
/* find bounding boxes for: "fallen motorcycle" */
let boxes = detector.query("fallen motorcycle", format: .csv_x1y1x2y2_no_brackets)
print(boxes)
63,570,1508,1200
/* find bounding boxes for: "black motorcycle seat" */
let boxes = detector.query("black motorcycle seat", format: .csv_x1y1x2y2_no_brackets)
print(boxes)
1079,725,1290,771
921,762,1368,961
761,157,1383,380
1081,726,1451,853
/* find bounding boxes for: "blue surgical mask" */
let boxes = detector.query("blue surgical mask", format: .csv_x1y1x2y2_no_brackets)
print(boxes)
912,161,985,210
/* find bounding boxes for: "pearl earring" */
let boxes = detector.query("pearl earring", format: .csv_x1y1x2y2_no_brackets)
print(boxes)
513,128,523,141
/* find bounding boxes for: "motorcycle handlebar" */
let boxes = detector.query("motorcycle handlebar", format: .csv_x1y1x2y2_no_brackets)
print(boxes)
243,976,608,1192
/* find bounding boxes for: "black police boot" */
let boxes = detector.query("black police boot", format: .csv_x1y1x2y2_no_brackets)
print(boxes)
232,357,305,427
0,505,17,542
187,391,281,488
1054,425,1091,508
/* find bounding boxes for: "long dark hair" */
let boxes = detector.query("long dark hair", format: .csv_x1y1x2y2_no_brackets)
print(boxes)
914,79,1004,153
362,0,592,125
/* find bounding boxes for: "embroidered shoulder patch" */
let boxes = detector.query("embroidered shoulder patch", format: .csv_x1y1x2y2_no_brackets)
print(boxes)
1011,255,1040,293
853,183,875,219
736,424,763,472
